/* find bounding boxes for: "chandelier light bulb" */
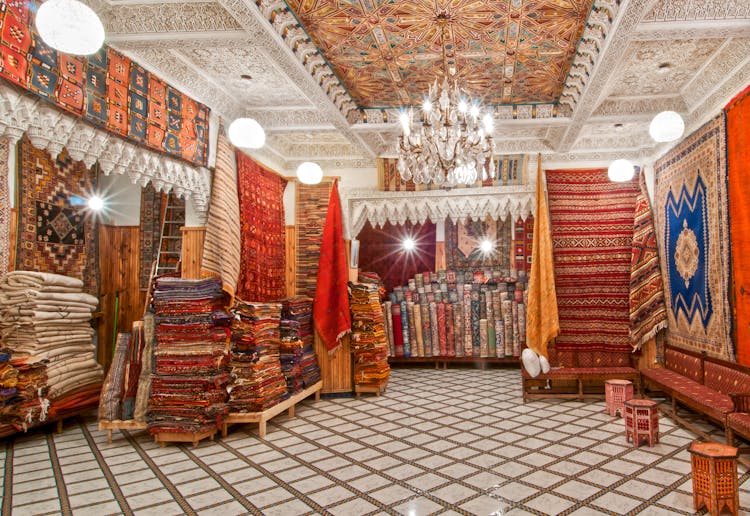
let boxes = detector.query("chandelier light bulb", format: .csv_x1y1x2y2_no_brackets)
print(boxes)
469,105,480,118
649,111,685,142
422,99,432,113
483,114,494,133
608,159,635,182
399,112,411,135
458,100,468,113
35,0,105,56
296,162,323,185
228,118,265,149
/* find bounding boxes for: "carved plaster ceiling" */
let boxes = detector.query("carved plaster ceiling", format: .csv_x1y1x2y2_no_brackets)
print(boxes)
92,0,750,172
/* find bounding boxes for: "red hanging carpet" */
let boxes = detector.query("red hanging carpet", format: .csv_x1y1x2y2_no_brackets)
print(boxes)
546,168,638,353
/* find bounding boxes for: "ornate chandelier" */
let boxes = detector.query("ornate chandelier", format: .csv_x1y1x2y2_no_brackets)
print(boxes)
396,76,495,187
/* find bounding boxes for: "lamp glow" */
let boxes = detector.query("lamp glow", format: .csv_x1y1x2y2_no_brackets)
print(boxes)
35,0,105,56
480,240,493,253
227,118,265,149
87,195,104,211
608,159,635,182
402,238,416,251
296,162,323,185
649,111,685,143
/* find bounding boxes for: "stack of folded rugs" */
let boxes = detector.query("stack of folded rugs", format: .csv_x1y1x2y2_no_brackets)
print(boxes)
98,322,148,422
0,271,103,431
228,300,289,412
279,325,304,394
147,277,231,436
349,282,390,388
281,297,321,388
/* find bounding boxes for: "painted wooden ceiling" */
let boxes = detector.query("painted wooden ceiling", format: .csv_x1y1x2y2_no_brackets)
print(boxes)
286,0,595,108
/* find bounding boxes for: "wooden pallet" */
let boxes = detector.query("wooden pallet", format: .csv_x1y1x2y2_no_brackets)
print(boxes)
98,419,148,444
153,428,216,448
354,379,388,398
222,381,322,438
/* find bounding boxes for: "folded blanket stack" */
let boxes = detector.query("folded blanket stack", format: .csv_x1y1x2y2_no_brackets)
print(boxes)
349,282,390,387
147,277,231,435
0,271,103,430
228,300,289,412
281,297,321,388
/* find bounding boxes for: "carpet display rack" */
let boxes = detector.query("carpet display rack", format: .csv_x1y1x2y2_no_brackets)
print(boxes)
384,269,527,368
350,276,390,397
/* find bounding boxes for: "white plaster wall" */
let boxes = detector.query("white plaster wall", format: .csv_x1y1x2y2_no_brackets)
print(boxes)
99,173,141,226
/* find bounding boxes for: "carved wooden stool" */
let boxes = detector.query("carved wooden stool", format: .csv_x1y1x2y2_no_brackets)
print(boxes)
605,379,634,417
689,441,739,516
624,398,659,447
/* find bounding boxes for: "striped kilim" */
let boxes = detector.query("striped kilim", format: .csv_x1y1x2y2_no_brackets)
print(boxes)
546,168,638,352
0,138,9,275
201,132,241,298
295,180,333,298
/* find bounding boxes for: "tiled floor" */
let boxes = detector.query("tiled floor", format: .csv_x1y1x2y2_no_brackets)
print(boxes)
2,367,750,515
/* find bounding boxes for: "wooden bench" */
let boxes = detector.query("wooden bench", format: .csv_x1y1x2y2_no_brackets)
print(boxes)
521,346,640,402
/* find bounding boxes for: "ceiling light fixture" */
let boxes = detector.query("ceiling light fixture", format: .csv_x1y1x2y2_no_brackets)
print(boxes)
35,0,105,56
649,111,685,142
87,195,104,211
608,159,635,182
296,162,323,185
396,15,494,187
228,118,265,149
479,240,493,253
402,238,416,251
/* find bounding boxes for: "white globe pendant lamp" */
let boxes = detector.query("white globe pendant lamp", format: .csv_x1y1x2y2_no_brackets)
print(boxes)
296,162,323,185
227,118,265,149
608,159,635,182
35,0,105,56
649,111,685,142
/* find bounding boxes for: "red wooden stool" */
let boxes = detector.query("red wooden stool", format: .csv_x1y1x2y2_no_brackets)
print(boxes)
605,379,634,417
689,441,739,516
624,398,659,447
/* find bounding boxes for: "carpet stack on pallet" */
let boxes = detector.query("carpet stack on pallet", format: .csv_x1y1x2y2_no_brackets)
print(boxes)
0,271,103,431
228,300,289,412
349,282,390,389
281,297,321,388
98,322,147,422
146,277,231,437
383,269,527,358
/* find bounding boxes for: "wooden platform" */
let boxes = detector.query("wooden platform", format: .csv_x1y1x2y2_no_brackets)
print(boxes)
354,379,388,398
153,428,216,448
222,381,322,438
98,419,148,443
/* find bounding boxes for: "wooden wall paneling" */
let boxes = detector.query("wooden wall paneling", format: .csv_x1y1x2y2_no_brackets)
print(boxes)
8,208,17,271
98,225,144,370
314,330,352,393
435,241,446,271
285,225,296,297
180,226,206,279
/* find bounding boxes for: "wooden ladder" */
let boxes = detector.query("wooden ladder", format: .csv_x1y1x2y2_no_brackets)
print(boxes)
155,192,184,277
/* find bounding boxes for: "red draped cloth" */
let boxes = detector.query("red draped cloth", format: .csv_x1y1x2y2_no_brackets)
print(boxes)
727,85,750,365
313,181,351,354
357,221,436,293
235,151,287,302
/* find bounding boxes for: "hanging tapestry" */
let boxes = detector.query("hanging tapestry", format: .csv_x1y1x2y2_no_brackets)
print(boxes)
235,151,287,302
15,137,99,294
0,0,209,166
296,179,333,298
357,221,436,293
629,172,667,349
727,85,750,365
494,155,529,186
0,138,9,274
655,114,733,360
138,183,163,290
546,168,637,353
201,132,241,298
513,215,534,276
445,216,511,273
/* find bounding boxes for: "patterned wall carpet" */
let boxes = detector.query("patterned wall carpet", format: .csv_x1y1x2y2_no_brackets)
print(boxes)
2,368,748,515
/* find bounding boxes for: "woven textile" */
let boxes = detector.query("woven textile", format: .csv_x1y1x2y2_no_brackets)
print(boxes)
357,220,436,293
0,1,209,165
629,172,668,349
201,133,241,298
295,179,333,298
445,217,511,271
16,138,99,294
546,168,637,353
138,184,163,290
654,114,733,360
726,85,750,365
235,152,286,301
0,138,9,275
